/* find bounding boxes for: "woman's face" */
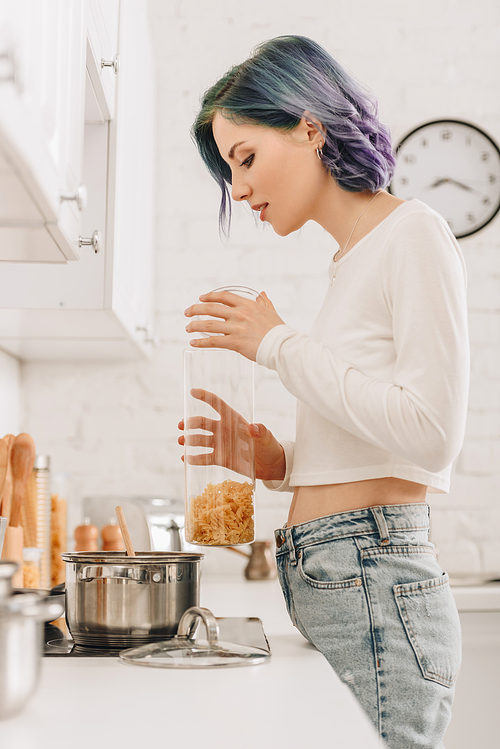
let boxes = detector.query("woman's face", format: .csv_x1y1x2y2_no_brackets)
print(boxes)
212,111,326,236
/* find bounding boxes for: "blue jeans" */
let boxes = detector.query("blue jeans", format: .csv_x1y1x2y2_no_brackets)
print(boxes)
274,504,461,749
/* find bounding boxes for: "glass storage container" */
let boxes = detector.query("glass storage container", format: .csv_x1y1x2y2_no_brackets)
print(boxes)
50,473,68,587
184,348,255,546
22,547,42,589
21,455,51,589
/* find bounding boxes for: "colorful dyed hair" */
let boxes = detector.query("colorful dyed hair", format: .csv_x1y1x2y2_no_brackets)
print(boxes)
192,35,396,234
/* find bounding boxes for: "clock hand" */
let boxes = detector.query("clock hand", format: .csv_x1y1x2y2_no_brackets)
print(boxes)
447,178,481,194
427,178,448,189
427,177,481,194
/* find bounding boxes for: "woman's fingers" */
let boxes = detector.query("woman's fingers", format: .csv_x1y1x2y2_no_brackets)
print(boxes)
184,452,215,466
197,291,244,307
184,414,219,432
190,388,244,423
256,292,267,308
186,319,226,335
185,301,233,318
257,291,276,311
184,434,213,448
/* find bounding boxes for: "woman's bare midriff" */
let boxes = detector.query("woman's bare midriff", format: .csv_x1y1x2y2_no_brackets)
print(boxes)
287,477,427,527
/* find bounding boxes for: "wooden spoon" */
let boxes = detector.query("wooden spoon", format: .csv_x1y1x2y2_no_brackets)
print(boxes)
0,439,8,511
0,434,14,519
1,434,36,586
115,506,136,557
9,433,36,528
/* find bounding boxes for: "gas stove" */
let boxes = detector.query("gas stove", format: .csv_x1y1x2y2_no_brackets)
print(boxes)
43,617,270,658
44,622,121,657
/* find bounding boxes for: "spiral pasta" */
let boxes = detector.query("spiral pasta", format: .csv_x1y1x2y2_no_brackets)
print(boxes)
186,479,254,545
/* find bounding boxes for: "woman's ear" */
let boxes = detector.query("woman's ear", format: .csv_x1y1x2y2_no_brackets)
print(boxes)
301,110,326,147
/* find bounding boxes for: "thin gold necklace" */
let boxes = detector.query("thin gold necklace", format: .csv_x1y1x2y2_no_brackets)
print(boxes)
331,190,382,280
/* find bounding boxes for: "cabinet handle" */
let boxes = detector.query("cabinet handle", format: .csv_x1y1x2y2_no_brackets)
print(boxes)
136,326,159,346
60,185,88,212
101,55,120,75
0,49,23,93
79,230,102,254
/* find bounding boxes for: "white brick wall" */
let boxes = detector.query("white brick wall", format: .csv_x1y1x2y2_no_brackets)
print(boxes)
0,351,21,435
20,0,500,576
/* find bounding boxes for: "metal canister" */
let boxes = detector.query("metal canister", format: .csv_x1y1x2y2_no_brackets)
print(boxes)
0,561,63,721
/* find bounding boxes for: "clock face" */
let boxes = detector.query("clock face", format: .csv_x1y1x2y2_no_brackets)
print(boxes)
389,120,500,238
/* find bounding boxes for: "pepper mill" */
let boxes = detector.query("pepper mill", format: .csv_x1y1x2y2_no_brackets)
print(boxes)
74,517,99,552
101,518,124,551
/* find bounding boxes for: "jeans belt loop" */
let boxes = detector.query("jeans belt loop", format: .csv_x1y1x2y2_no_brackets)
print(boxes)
285,528,298,565
371,506,390,546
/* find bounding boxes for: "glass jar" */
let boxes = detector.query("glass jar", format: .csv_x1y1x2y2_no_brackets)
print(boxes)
22,547,42,589
50,474,68,587
21,455,51,589
184,348,255,546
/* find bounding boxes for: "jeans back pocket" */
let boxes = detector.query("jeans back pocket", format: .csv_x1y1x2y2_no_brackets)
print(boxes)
394,572,461,687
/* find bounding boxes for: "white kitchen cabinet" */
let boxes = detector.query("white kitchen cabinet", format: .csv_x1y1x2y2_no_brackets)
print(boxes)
86,0,120,121
0,0,86,262
445,585,500,749
0,0,156,360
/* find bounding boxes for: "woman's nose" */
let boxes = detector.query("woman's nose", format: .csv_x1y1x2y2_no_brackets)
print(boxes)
231,175,251,202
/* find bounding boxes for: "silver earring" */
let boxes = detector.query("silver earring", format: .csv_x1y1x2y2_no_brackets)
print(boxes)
316,144,324,160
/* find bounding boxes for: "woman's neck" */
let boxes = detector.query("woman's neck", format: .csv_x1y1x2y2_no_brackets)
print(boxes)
312,181,404,252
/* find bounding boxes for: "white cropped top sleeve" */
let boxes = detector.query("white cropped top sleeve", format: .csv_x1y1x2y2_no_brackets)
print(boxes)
257,200,470,494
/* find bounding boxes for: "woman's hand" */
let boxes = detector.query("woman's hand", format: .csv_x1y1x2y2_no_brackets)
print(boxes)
184,290,284,361
178,389,286,482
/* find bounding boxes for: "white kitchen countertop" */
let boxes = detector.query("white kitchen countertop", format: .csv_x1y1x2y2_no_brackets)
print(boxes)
0,577,382,749
449,581,500,612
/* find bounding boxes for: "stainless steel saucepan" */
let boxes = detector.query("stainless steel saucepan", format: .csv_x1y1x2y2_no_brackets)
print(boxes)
62,551,203,648
0,561,64,721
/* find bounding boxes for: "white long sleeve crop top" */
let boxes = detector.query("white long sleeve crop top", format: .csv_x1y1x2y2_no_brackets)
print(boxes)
256,199,470,494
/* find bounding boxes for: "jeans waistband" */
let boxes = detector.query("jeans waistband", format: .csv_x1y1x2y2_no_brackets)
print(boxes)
274,503,430,560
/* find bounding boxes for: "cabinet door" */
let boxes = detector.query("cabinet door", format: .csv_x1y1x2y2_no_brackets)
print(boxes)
52,0,87,253
107,0,155,345
0,0,86,261
0,0,59,221
86,0,120,121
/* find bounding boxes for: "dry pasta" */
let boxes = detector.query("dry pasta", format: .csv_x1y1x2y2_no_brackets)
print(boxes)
50,493,67,587
186,479,254,545
23,561,40,589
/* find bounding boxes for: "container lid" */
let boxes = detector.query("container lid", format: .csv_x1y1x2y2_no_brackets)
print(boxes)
119,607,270,669
0,561,18,602
194,286,260,338
61,551,203,563
23,547,43,562
34,455,50,470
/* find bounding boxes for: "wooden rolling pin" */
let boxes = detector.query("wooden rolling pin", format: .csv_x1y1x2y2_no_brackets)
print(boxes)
0,434,14,519
0,439,7,504
1,434,36,587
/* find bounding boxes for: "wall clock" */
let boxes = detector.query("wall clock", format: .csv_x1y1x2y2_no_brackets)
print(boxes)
388,119,500,238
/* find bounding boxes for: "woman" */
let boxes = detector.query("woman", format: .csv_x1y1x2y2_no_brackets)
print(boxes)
181,36,469,749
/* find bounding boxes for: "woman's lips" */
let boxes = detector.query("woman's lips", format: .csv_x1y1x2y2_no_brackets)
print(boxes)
260,204,269,222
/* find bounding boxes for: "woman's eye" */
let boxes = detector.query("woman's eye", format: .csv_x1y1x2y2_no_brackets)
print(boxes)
240,154,254,168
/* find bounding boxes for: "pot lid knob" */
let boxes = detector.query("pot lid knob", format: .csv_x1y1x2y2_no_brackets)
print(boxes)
0,560,19,601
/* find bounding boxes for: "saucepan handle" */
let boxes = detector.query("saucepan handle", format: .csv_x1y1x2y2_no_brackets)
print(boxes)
79,565,149,582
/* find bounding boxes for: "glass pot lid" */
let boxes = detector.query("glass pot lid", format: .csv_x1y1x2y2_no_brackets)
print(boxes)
119,606,270,669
